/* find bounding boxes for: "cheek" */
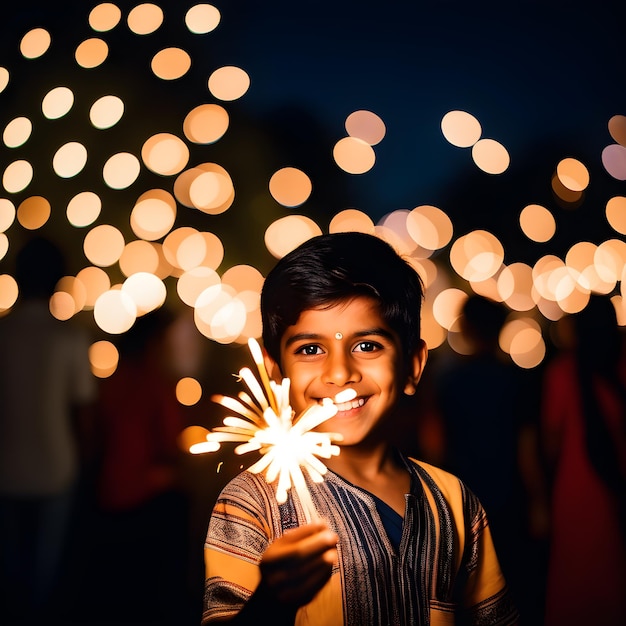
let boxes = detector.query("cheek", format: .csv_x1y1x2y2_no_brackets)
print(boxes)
285,375,313,412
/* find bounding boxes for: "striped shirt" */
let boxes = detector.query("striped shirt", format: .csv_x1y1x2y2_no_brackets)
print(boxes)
203,452,519,625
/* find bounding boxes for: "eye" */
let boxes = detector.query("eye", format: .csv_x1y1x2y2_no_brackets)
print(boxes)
353,341,381,353
295,344,324,356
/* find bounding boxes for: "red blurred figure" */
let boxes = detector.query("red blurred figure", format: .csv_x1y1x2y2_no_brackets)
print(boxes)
541,296,626,626
92,309,191,624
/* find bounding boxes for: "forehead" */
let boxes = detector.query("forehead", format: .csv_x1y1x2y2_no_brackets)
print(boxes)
283,296,390,337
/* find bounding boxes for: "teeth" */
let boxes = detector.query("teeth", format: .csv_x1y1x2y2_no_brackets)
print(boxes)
335,397,365,412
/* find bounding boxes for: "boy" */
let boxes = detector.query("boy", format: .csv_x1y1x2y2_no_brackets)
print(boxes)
202,231,519,625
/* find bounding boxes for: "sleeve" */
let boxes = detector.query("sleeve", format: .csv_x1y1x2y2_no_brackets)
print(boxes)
460,484,519,626
202,472,277,624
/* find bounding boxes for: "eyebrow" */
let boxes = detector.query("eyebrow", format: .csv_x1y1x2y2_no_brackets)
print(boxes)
284,327,395,349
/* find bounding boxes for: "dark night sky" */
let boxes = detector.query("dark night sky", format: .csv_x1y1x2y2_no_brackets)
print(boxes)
1,0,625,272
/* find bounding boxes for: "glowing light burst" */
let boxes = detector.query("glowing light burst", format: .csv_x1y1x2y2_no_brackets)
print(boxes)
191,337,355,522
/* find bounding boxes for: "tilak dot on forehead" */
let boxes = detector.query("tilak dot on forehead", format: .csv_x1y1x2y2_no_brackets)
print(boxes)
335,332,343,340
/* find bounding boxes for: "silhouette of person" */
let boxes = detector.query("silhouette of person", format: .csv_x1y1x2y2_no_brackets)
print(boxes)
430,294,544,623
90,308,191,624
541,295,626,626
0,236,97,623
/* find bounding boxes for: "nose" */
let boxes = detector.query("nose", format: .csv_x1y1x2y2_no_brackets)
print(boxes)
321,348,360,387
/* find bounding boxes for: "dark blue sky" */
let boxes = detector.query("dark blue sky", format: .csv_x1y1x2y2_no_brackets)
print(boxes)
2,1,625,268
214,1,625,215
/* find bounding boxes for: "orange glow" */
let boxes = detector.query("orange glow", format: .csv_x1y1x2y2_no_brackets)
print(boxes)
440,110,481,147
194,285,247,343
0,199,16,232
42,87,74,120
608,114,626,147
102,152,141,189
0,274,18,311
119,240,161,277
89,340,119,378
556,157,590,192
127,3,164,35
519,204,556,242
49,291,77,321
141,133,189,176
122,273,166,315
509,326,545,369
471,138,510,174
176,231,225,271
406,205,453,251
469,274,504,302
17,196,51,230
130,189,177,241
377,212,417,256
179,426,211,455
20,28,51,59
0,68,8,93
177,266,221,307
594,239,626,285
163,227,199,273
208,66,250,101
432,288,468,330
532,255,565,301
53,142,88,178
333,136,376,174
176,379,203,406
450,230,504,282
76,266,111,309
221,265,265,294
89,95,124,129
3,117,32,148
497,263,535,311
56,276,87,314
89,3,122,32
93,289,137,334
185,4,221,34
551,172,584,206
3,160,33,193
151,47,192,80
83,224,125,267
420,307,446,350
606,196,626,234
264,216,322,259
345,110,386,146
183,104,229,144
67,191,101,227
186,164,234,215
269,167,312,207
329,209,375,234
557,284,590,315
75,38,109,68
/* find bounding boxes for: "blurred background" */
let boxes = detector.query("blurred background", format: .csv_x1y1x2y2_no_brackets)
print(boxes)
0,0,625,624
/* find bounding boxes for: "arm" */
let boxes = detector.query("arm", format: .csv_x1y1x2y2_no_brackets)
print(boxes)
205,523,338,625
202,472,338,625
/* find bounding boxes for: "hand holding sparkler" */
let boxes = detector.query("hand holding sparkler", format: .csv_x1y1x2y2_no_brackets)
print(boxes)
191,337,355,522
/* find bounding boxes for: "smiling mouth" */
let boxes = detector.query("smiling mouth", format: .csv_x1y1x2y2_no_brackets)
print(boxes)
334,396,366,412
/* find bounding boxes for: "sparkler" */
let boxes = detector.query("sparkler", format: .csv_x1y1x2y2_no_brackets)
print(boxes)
191,337,355,522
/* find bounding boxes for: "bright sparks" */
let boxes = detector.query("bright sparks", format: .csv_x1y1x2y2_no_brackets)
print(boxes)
191,337,355,521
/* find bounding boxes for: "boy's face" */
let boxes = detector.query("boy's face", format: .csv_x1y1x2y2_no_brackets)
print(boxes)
272,296,427,447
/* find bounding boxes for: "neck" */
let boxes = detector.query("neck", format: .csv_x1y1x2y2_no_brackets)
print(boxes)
325,443,401,484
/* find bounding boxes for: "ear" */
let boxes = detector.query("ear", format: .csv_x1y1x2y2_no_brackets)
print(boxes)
403,339,428,396
263,348,283,383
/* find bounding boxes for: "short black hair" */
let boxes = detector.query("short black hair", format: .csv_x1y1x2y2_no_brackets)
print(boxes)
261,232,424,366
